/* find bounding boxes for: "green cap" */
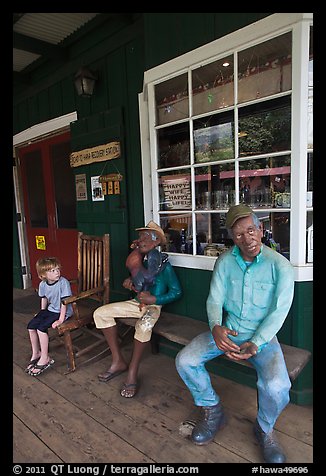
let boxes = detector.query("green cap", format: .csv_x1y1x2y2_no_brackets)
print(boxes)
225,204,253,229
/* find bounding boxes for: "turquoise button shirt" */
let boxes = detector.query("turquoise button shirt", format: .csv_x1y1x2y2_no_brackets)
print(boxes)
206,244,294,350
146,262,182,306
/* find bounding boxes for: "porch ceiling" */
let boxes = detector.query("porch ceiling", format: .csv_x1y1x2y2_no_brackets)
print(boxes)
13,13,134,87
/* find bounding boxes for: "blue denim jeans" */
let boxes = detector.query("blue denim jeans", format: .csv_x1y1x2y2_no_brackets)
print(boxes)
175,331,291,433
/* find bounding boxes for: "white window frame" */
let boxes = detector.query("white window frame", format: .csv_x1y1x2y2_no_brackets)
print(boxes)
139,13,313,282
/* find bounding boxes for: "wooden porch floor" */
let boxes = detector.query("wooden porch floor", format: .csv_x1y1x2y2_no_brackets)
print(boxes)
13,288,313,464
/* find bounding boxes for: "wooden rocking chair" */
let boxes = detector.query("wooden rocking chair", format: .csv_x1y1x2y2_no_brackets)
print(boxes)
56,232,110,373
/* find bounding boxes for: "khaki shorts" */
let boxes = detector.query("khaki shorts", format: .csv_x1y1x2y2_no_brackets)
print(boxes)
93,298,162,343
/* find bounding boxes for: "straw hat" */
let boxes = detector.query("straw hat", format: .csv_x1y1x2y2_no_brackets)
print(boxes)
136,221,167,245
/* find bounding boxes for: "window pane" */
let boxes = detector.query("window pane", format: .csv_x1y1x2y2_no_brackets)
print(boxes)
155,73,188,125
158,170,191,211
160,213,192,253
257,211,290,260
193,111,234,163
239,97,291,156
239,155,290,209
192,55,234,115
238,32,292,103
196,213,231,254
158,123,190,168
25,150,48,228
51,141,76,229
195,163,235,210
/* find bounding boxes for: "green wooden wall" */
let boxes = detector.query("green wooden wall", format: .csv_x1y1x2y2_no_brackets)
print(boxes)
13,13,312,404
143,13,271,69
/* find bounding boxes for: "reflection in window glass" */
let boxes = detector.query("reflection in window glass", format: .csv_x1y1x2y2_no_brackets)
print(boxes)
238,32,292,103
239,155,291,209
155,73,188,125
197,213,230,252
195,163,235,210
239,97,291,156
193,112,234,163
160,213,192,254
158,123,190,168
192,56,234,115
256,211,290,259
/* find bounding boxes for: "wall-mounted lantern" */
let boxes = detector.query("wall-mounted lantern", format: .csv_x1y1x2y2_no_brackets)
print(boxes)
74,66,98,97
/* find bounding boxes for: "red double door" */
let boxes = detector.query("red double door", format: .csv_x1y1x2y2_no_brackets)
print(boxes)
18,132,78,288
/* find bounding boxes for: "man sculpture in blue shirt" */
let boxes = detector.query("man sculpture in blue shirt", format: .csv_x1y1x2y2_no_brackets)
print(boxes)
176,204,294,463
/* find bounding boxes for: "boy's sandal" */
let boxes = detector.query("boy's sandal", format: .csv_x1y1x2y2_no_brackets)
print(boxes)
25,358,39,373
29,358,55,377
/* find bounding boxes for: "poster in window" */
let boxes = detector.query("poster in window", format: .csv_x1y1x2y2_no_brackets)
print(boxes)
161,174,191,210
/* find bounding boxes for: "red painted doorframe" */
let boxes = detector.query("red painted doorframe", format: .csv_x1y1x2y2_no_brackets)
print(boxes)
18,131,78,288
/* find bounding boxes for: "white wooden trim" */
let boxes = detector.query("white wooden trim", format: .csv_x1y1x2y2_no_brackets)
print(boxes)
169,254,312,282
138,93,153,223
290,21,310,267
13,111,77,148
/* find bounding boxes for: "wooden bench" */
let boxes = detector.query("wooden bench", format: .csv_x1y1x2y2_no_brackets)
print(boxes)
120,311,311,382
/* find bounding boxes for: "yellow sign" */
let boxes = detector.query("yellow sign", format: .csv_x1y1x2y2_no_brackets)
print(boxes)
35,235,46,250
70,141,121,168
99,173,123,182
100,173,123,195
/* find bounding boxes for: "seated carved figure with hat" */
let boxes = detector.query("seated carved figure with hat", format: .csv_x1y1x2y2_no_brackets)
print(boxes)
93,220,181,398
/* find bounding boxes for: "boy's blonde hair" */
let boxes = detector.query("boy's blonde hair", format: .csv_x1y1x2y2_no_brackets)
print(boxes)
36,257,61,280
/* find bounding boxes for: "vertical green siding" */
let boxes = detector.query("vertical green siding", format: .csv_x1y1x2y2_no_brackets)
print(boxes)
143,13,271,70
70,107,129,301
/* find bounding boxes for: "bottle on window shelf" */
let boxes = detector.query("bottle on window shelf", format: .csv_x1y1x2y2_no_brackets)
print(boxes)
181,228,187,253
